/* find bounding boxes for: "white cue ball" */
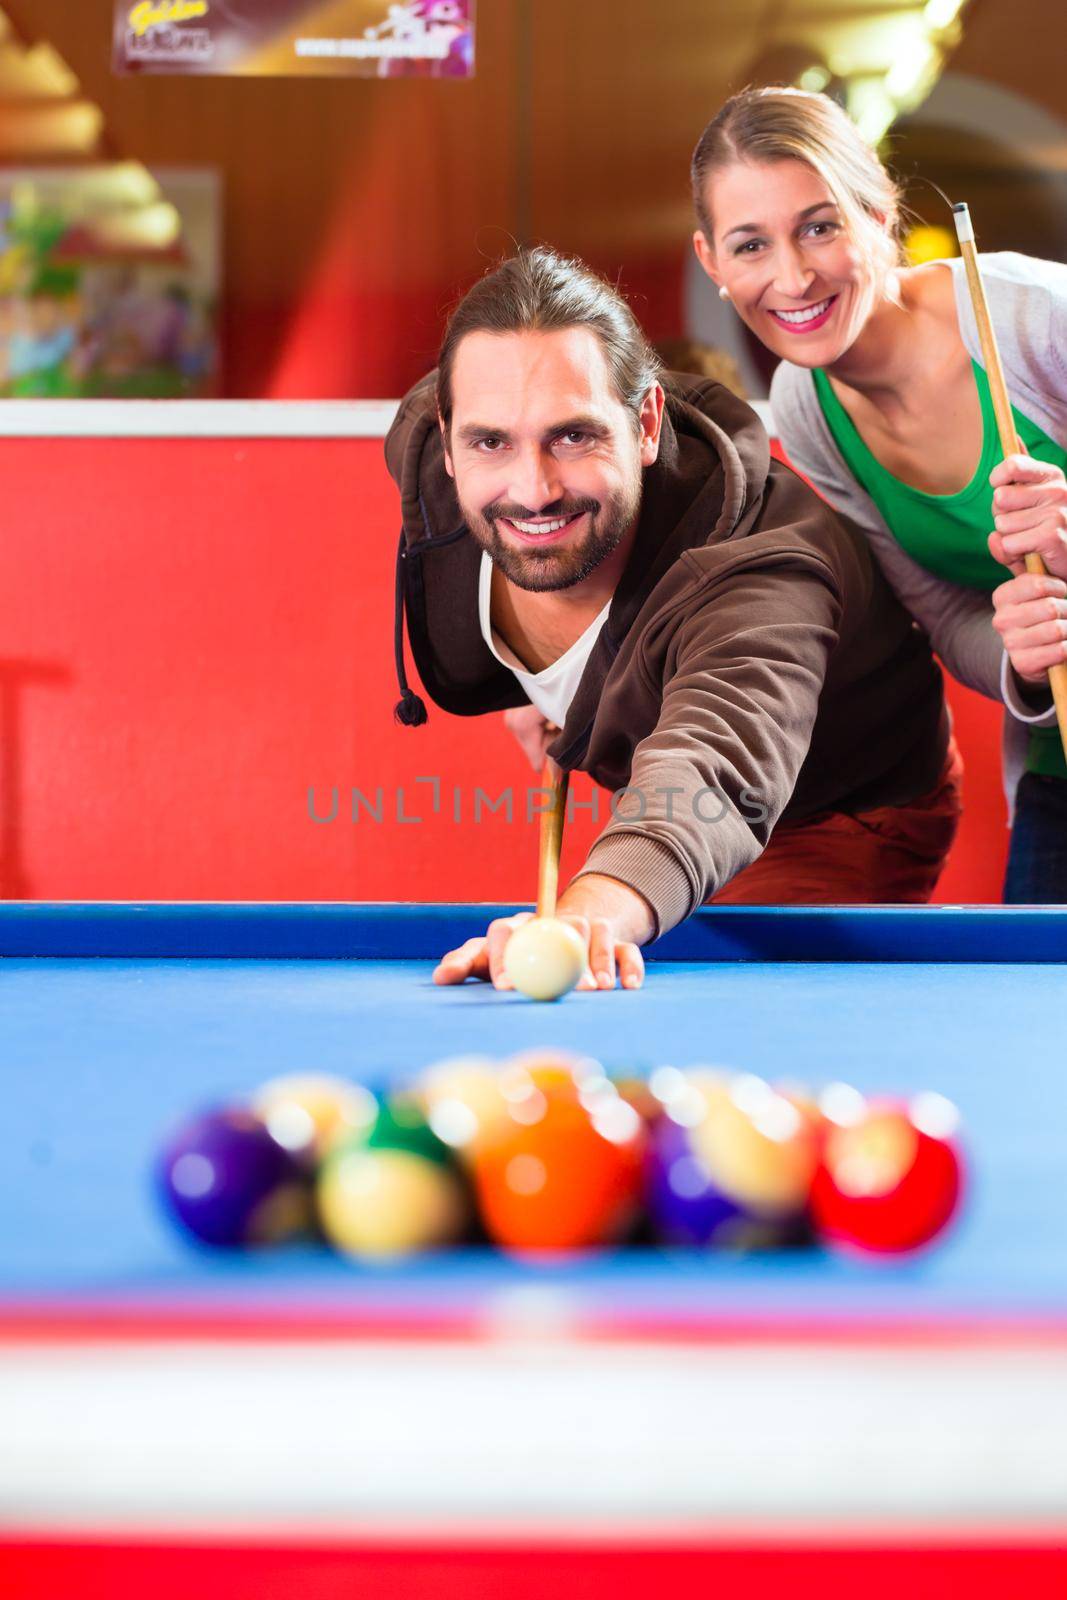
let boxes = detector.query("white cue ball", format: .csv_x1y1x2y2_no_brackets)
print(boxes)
503,917,588,1001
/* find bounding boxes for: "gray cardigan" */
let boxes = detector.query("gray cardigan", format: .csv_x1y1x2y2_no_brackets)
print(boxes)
770,252,1067,807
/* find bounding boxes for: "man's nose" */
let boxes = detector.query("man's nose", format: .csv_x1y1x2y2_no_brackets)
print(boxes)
508,446,562,512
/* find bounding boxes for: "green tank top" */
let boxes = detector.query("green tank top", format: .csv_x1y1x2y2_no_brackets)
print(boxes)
813,362,1066,780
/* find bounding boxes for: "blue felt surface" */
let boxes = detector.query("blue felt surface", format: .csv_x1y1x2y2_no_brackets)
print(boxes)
3,932,1066,1322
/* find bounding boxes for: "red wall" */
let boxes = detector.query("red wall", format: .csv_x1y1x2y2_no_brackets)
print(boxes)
1,434,1006,904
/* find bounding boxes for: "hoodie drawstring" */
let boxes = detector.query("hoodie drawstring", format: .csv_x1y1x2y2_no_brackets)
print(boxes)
393,530,428,726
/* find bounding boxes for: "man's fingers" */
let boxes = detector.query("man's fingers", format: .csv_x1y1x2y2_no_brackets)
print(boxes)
617,943,645,990
438,912,647,996
487,917,518,989
488,912,536,989
433,937,489,985
588,916,616,989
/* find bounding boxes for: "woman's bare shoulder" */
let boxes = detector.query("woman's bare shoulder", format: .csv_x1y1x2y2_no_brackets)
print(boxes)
900,261,958,325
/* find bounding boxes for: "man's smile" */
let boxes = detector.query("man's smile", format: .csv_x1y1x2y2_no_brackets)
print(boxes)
497,510,587,544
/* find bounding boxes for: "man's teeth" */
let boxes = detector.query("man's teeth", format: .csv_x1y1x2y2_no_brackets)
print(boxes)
509,515,574,534
774,297,833,324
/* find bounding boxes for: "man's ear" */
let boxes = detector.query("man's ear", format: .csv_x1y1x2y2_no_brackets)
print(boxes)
438,412,454,479
692,228,721,289
639,383,666,468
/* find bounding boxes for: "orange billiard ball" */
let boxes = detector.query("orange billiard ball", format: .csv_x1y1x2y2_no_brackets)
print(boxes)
470,1070,645,1252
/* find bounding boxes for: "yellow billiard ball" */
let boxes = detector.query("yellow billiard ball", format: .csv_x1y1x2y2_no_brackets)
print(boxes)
252,1073,377,1165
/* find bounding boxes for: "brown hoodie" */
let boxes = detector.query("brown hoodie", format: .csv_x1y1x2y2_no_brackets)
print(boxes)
385,372,949,936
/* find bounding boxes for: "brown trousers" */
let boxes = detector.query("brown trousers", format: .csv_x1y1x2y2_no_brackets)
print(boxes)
709,744,964,906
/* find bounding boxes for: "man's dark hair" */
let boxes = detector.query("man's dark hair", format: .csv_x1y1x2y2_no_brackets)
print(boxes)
436,246,661,431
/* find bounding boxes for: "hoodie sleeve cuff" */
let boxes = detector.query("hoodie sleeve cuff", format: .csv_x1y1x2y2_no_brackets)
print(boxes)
573,833,697,941
1001,652,1058,726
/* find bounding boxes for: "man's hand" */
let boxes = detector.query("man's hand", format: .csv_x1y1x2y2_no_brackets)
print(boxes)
504,705,558,773
432,875,654,991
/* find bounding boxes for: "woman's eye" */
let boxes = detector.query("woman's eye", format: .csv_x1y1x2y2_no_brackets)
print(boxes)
734,239,763,256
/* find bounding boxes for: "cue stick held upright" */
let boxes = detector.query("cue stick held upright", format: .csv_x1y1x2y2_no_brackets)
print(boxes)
536,758,569,919
953,201,1067,764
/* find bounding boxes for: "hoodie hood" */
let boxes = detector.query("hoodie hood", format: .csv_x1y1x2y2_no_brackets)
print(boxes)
384,371,774,730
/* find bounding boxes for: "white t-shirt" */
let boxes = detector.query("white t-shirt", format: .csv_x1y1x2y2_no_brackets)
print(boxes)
478,551,610,729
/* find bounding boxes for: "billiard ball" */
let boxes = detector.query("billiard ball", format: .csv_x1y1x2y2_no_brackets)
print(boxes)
502,918,587,1000
157,1107,311,1247
470,1071,645,1251
645,1072,820,1249
501,1047,607,1100
252,1073,378,1166
609,1070,663,1127
416,1054,511,1163
810,1087,963,1255
316,1095,467,1260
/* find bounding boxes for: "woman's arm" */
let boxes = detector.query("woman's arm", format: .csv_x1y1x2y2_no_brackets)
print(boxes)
770,362,1005,701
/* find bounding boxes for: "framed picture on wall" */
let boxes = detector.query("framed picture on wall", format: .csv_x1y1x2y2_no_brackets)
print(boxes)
0,165,220,399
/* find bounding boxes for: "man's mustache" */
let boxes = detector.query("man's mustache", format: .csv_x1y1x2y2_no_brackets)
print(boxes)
484,496,600,524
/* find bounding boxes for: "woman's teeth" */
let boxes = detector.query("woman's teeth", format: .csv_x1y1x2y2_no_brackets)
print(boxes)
773,297,834,325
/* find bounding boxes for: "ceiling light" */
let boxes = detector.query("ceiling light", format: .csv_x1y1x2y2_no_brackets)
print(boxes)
797,64,830,93
924,0,966,28
885,35,939,103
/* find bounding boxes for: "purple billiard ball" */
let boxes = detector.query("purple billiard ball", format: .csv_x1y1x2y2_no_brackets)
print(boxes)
156,1108,311,1247
645,1113,747,1247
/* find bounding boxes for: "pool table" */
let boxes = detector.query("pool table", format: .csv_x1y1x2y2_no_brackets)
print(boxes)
2,901,1066,1598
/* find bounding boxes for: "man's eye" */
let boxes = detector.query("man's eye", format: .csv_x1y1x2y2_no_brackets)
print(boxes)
474,437,504,452
559,430,588,446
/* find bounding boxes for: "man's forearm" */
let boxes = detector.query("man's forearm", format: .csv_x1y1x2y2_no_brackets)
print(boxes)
557,872,658,947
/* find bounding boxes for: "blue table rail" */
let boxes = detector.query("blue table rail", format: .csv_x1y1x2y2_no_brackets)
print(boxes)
2,900,1067,961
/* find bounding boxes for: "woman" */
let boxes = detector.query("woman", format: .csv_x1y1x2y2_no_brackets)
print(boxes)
690,86,1067,901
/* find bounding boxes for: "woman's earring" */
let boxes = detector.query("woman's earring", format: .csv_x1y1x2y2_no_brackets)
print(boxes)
719,285,730,302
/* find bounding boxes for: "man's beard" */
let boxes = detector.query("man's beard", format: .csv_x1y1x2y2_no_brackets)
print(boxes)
459,478,641,593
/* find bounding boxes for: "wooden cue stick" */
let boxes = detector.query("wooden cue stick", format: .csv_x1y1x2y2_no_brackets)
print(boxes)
953,201,1067,764
536,759,569,919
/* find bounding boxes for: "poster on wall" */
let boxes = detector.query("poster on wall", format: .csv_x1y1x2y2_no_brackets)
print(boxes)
0,167,220,398
113,1,475,78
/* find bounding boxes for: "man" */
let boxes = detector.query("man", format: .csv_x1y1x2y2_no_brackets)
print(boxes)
385,248,956,990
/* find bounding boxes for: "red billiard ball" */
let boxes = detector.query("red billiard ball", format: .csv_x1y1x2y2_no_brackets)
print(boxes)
810,1087,963,1255
157,1107,312,1248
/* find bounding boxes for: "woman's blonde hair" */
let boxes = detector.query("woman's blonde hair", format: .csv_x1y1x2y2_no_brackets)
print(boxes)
691,87,904,281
